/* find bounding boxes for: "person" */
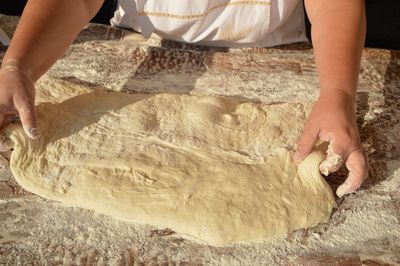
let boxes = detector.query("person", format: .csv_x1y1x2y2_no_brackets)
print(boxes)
0,0,368,197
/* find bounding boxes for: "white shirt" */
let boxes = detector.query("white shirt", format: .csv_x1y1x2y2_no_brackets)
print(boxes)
111,0,309,47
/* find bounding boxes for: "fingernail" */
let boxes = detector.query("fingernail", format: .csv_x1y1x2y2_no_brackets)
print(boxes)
319,163,330,176
29,128,40,138
293,152,303,164
29,128,40,139
336,183,352,198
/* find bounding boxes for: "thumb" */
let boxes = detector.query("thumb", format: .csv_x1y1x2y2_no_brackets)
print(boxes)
15,96,40,139
294,122,319,163
336,148,368,197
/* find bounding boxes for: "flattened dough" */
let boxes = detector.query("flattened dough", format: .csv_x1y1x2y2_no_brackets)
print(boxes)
6,83,335,244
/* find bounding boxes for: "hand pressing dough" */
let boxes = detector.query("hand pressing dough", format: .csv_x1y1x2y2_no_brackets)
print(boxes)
5,87,335,245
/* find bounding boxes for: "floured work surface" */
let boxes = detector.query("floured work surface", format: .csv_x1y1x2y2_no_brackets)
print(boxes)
5,86,335,245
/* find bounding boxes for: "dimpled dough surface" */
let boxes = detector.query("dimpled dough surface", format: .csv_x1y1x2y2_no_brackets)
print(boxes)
6,86,335,245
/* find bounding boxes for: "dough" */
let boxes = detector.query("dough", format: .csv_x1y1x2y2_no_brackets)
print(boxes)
5,83,335,245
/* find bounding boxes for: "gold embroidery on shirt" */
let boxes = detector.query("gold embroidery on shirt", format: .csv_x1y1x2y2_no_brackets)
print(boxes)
218,24,254,41
138,1,270,20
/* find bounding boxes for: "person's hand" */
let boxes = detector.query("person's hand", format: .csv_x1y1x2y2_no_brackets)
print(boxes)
0,61,39,151
294,88,368,197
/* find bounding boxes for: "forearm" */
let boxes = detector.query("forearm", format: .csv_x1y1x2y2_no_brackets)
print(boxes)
2,0,103,81
305,0,366,101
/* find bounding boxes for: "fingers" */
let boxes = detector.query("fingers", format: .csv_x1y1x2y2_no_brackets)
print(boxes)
294,120,319,163
318,131,355,176
336,148,368,197
0,64,39,141
14,95,40,139
319,140,344,176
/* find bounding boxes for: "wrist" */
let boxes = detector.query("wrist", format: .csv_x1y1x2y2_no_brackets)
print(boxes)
319,87,356,105
1,59,33,79
318,87,357,116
